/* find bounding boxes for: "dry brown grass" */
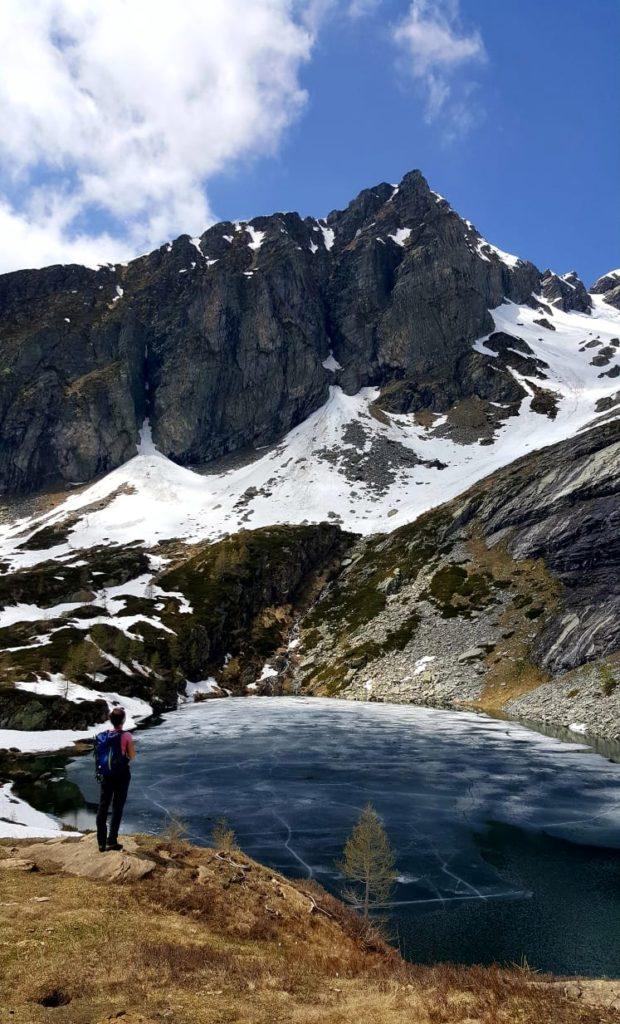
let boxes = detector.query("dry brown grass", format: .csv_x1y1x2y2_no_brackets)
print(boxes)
0,834,617,1024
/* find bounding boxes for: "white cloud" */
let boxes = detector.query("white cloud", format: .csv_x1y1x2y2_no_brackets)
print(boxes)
0,0,317,272
0,197,130,272
393,0,486,131
347,0,381,18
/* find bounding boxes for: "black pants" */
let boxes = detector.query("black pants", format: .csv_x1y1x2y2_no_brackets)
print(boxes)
96,771,130,847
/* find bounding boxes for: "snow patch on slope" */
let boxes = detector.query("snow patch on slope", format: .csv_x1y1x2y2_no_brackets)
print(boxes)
0,676,152,756
320,223,335,250
389,227,411,246
0,299,618,566
16,676,152,726
0,783,62,839
476,237,520,268
0,573,191,632
246,225,265,251
322,351,342,372
464,220,521,268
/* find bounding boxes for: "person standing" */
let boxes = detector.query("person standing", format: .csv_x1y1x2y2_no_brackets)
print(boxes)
94,706,136,852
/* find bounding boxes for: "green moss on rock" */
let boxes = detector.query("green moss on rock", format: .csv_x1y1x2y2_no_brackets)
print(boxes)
422,564,494,618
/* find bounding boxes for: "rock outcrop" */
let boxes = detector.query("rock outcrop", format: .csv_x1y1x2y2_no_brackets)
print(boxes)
0,687,108,731
293,420,620,738
12,833,156,882
450,420,620,673
0,169,541,495
540,269,591,313
591,268,620,310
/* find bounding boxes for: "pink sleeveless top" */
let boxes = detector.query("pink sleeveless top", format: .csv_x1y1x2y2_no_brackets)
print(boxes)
113,728,133,757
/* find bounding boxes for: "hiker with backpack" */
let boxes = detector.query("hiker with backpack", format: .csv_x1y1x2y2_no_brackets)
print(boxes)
94,706,136,852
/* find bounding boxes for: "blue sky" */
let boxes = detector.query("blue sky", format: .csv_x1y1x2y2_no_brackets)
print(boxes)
210,0,620,284
0,0,617,282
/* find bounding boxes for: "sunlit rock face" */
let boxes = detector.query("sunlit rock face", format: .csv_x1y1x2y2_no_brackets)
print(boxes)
294,421,620,736
0,169,541,496
590,268,620,311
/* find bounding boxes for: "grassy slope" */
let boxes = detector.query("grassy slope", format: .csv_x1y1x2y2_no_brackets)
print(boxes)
1,834,617,1024
0,524,351,719
295,423,620,713
296,502,559,706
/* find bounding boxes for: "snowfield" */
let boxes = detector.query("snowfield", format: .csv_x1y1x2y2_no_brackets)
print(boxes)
0,783,63,839
0,295,618,572
0,675,152,754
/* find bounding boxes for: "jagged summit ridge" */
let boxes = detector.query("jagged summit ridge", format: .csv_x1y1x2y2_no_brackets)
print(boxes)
0,167,617,500
0,167,540,496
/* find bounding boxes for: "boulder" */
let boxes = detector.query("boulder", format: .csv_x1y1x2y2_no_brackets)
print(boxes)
0,857,35,871
18,833,155,883
458,647,485,663
0,688,108,732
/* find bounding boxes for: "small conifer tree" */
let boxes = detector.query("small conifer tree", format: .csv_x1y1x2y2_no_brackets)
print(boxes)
337,803,396,917
211,817,237,855
63,638,102,682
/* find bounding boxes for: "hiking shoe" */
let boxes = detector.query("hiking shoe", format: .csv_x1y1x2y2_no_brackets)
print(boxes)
98,844,107,853
106,842,123,851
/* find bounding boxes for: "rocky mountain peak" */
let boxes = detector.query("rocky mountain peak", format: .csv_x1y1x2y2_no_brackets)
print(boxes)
590,268,620,310
0,167,590,498
540,268,591,313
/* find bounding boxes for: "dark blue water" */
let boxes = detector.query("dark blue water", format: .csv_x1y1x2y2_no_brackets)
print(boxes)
65,698,620,977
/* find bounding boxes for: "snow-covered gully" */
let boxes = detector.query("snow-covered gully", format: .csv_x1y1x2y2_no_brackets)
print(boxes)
1,295,618,568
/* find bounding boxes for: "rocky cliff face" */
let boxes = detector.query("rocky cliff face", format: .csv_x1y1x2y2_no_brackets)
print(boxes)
293,420,620,739
0,166,618,748
0,169,543,495
591,269,620,311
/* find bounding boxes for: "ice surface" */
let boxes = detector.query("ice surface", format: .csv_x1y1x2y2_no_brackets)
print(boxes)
67,698,620,889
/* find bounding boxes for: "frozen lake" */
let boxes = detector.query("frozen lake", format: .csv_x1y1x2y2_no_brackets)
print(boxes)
66,697,620,976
